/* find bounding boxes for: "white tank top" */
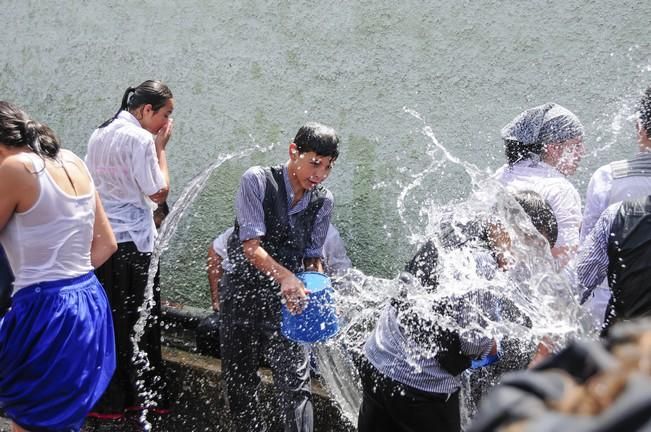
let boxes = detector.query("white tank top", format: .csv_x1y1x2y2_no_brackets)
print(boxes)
0,151,95,292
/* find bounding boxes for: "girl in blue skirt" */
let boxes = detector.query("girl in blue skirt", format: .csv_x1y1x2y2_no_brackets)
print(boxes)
0,101,117,432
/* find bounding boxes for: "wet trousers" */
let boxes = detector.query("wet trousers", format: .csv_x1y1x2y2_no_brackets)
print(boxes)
219,276,313,432
92,242,167,414
357,359,461,432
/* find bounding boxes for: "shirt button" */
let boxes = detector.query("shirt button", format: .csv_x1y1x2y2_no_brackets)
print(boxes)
35,287,41,293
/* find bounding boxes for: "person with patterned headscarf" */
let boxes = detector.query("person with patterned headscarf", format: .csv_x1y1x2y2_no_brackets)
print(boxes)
494,103,585,265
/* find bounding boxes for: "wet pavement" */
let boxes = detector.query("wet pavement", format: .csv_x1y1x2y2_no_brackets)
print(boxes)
0,417,10,432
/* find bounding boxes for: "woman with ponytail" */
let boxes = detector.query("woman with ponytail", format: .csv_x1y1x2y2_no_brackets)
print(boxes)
0,101,117,432
85,80,174,422
494,103,585,264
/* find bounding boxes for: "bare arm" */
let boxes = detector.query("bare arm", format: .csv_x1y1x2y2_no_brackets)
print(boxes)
91,192,117,268
0,160,22,232
243,238,307,314
207,246,223,311
148,120,173,203
304,257,324,272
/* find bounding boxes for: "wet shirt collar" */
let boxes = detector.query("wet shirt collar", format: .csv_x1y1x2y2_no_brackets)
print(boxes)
282,164,312,215
116,110,142,128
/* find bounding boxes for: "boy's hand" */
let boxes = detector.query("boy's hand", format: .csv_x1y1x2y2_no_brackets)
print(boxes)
279,274,308,315
528,336,555,368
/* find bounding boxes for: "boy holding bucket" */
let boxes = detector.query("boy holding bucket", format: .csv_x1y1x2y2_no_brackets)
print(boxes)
220,122,339,432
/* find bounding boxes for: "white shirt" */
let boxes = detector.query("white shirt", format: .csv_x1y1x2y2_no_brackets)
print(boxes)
322,224,352,275
494,159,582,249
211,227,234,273
579,151,651,328
0,151,95,291
580,152,651,241
212,223,352,276
85,111,166,253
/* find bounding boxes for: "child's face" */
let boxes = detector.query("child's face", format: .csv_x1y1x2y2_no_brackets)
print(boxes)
288,145,335,191
545,137,585,176
139,98,174,135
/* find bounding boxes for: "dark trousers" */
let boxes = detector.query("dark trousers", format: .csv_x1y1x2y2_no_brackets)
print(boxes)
357,359,460,432
92,242,167,413
219,275,313,432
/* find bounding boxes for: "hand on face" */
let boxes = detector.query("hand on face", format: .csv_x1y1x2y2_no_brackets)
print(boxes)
155,118,173,150
139,98,174,140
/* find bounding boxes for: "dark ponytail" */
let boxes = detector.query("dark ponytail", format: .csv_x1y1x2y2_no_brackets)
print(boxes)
504,139,544,166
99,80,173,128
0,101,60,159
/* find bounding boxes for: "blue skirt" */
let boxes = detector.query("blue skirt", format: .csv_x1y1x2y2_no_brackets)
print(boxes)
0,272,116,432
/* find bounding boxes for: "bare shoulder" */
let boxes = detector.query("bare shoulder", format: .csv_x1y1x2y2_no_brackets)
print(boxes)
0,153,35,179
0,153,36,199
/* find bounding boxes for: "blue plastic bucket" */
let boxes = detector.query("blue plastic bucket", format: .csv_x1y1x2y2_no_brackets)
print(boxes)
281,272,339,343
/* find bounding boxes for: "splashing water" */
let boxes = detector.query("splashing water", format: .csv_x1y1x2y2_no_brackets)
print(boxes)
129,143,275,428
314,111,593,428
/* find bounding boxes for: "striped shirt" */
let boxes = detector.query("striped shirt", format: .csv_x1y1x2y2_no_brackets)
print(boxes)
576,204,620,301
364,252,498,394
365,300,495,394
234,164,333,258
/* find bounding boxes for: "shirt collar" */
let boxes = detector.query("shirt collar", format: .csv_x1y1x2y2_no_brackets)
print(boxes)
117,110,142,128
282,163,312,213
510,158,563,177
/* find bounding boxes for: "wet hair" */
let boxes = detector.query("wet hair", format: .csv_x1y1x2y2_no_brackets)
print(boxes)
513,190,558,248
99,80,173,128
404,219,490,290
405,192,557,289
0,101,60,159
505,139,544,165
405,240,439,289
293,122,340,160
502,103,584,166
638,86,651,136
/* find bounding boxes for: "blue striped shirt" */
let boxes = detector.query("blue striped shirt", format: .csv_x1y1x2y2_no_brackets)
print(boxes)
364,297,495,395
364,250,500,395
234,164,334,258
576,203,621,301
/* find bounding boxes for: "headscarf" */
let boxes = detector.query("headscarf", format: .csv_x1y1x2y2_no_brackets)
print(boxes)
501,103,584,147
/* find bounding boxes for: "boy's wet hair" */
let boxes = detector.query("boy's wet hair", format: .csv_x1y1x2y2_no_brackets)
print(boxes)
405,240,439,290
639,86,651,136
513,190,558,248
293,122,339,160
405,192,557,289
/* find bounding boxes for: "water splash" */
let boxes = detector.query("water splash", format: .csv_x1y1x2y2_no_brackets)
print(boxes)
130,143,274,427
314,111,591,428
